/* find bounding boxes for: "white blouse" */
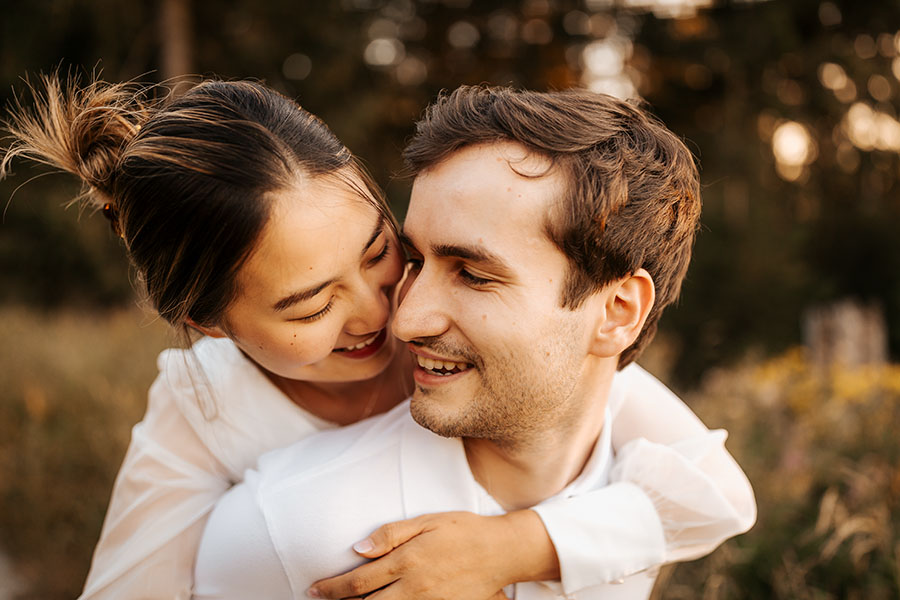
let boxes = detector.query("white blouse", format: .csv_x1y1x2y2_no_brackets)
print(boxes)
78,336,755,600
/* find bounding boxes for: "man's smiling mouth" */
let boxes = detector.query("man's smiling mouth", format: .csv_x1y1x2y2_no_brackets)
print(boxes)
414,354,473,376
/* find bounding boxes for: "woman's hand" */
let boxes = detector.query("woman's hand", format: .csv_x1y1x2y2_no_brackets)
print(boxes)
307,510,559,599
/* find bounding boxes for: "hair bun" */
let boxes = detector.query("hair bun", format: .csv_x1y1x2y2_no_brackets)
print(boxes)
1,73,154,208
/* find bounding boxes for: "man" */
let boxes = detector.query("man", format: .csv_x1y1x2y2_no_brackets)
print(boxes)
193,86,739,599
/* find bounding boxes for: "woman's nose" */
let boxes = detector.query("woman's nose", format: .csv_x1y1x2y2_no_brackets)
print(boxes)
348,272,392,334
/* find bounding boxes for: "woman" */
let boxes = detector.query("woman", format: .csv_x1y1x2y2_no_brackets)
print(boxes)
2,74,755,600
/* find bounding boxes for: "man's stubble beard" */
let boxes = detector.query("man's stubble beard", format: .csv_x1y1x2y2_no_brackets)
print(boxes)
409,318,586,451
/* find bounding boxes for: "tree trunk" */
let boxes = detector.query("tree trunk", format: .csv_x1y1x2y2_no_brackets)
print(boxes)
159,0,193,94
803,299,888,372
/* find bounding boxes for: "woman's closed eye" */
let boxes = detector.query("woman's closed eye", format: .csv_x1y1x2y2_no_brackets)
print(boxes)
367,239,391,267
291,300,334,323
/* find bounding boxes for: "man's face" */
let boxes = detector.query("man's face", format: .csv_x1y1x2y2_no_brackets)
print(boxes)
393,142,597,447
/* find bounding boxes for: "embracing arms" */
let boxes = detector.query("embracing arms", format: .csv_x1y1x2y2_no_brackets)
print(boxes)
310,364,756,599
78,376,231,600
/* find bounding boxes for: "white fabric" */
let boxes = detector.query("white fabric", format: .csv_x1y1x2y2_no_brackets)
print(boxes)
193,400,659,599
536,365,757,594
78,337,335,600
79,336,756,599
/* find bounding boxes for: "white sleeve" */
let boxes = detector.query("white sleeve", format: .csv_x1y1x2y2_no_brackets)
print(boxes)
78,372,232,600
532,364,756,595
193,480,292,600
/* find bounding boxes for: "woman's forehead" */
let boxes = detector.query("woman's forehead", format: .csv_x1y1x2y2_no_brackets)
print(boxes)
239,181,383,293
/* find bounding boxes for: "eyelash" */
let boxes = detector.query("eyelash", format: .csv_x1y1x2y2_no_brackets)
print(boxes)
293,301,333,323
406,256,491,287
368,240,391,266
459,269,492,286
292,241,390,324
406,256,423,272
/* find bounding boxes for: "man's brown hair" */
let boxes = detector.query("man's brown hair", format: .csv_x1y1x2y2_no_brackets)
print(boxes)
403,86,701,367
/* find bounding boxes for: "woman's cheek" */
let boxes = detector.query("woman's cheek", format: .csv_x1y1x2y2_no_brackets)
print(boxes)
290,328,339,365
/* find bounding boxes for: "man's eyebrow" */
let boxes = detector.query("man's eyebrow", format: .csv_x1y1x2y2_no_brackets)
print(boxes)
433,243,511,272
272,279,336,313
399,231,417,252
400,229,511,273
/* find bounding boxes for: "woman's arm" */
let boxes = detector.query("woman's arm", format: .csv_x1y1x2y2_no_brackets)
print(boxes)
308,511,544,600
78,373,231,600
606,362,757,561
310,363,755,599
532,363,756,593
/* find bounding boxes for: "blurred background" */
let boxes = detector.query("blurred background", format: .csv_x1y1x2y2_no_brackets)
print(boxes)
1,0,898,598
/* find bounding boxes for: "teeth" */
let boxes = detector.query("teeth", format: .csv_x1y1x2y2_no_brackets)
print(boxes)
415,355,468,373
344,332,379,351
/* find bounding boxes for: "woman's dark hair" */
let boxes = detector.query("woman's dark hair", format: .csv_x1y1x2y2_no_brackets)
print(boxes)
1,74,392,333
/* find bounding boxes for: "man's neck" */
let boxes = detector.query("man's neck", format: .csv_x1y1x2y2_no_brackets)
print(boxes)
462,366,615,511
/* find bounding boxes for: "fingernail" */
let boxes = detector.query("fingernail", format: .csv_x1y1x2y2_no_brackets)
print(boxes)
353,539,374,553
307,588,322,598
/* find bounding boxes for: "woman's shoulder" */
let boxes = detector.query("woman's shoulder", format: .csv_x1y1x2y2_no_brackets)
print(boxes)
150,337,322,478
156,336,246,384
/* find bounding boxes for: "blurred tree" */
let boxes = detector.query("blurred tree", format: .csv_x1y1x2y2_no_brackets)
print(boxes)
628,0,900,380
159,0,193,92
2,0,899,383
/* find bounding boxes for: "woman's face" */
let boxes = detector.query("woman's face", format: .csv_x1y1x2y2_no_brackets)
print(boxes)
213,175,404,384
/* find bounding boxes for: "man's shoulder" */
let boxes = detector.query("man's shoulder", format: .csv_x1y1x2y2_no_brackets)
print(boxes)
252,399,414,495
194,402,421,599
244,399,435,592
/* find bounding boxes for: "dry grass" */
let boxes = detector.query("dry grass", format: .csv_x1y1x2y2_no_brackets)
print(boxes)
1,308,898,598
653,349,900,599
0,305,171,599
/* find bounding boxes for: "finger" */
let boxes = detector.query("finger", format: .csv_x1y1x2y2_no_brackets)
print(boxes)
353,515,431,558
487,591,510,600
308,558,399,599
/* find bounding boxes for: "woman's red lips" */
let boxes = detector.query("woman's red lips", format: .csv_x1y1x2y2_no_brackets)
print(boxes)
334,329,388,359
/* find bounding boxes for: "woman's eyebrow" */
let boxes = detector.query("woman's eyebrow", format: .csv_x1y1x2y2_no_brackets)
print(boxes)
272,216,386,313
272,279,335,313
360,215,385,259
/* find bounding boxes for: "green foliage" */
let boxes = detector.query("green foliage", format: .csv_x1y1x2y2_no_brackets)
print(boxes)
0,175,134,307
3,1,899,385
633,0,900,382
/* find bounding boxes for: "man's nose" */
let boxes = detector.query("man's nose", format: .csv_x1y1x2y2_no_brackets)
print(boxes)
391,266,450,342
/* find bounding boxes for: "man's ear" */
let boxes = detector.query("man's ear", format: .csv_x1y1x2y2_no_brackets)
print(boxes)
185,317,228,339
587,268,655,358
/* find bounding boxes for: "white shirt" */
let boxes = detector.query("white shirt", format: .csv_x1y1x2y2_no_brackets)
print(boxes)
193,400,658,599
78,337,336,600
80,337,755,599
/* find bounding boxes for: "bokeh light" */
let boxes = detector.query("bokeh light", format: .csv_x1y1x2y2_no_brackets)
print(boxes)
282,53,312,80
772,121,817,181
843,102,900,152
364,37,405,67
